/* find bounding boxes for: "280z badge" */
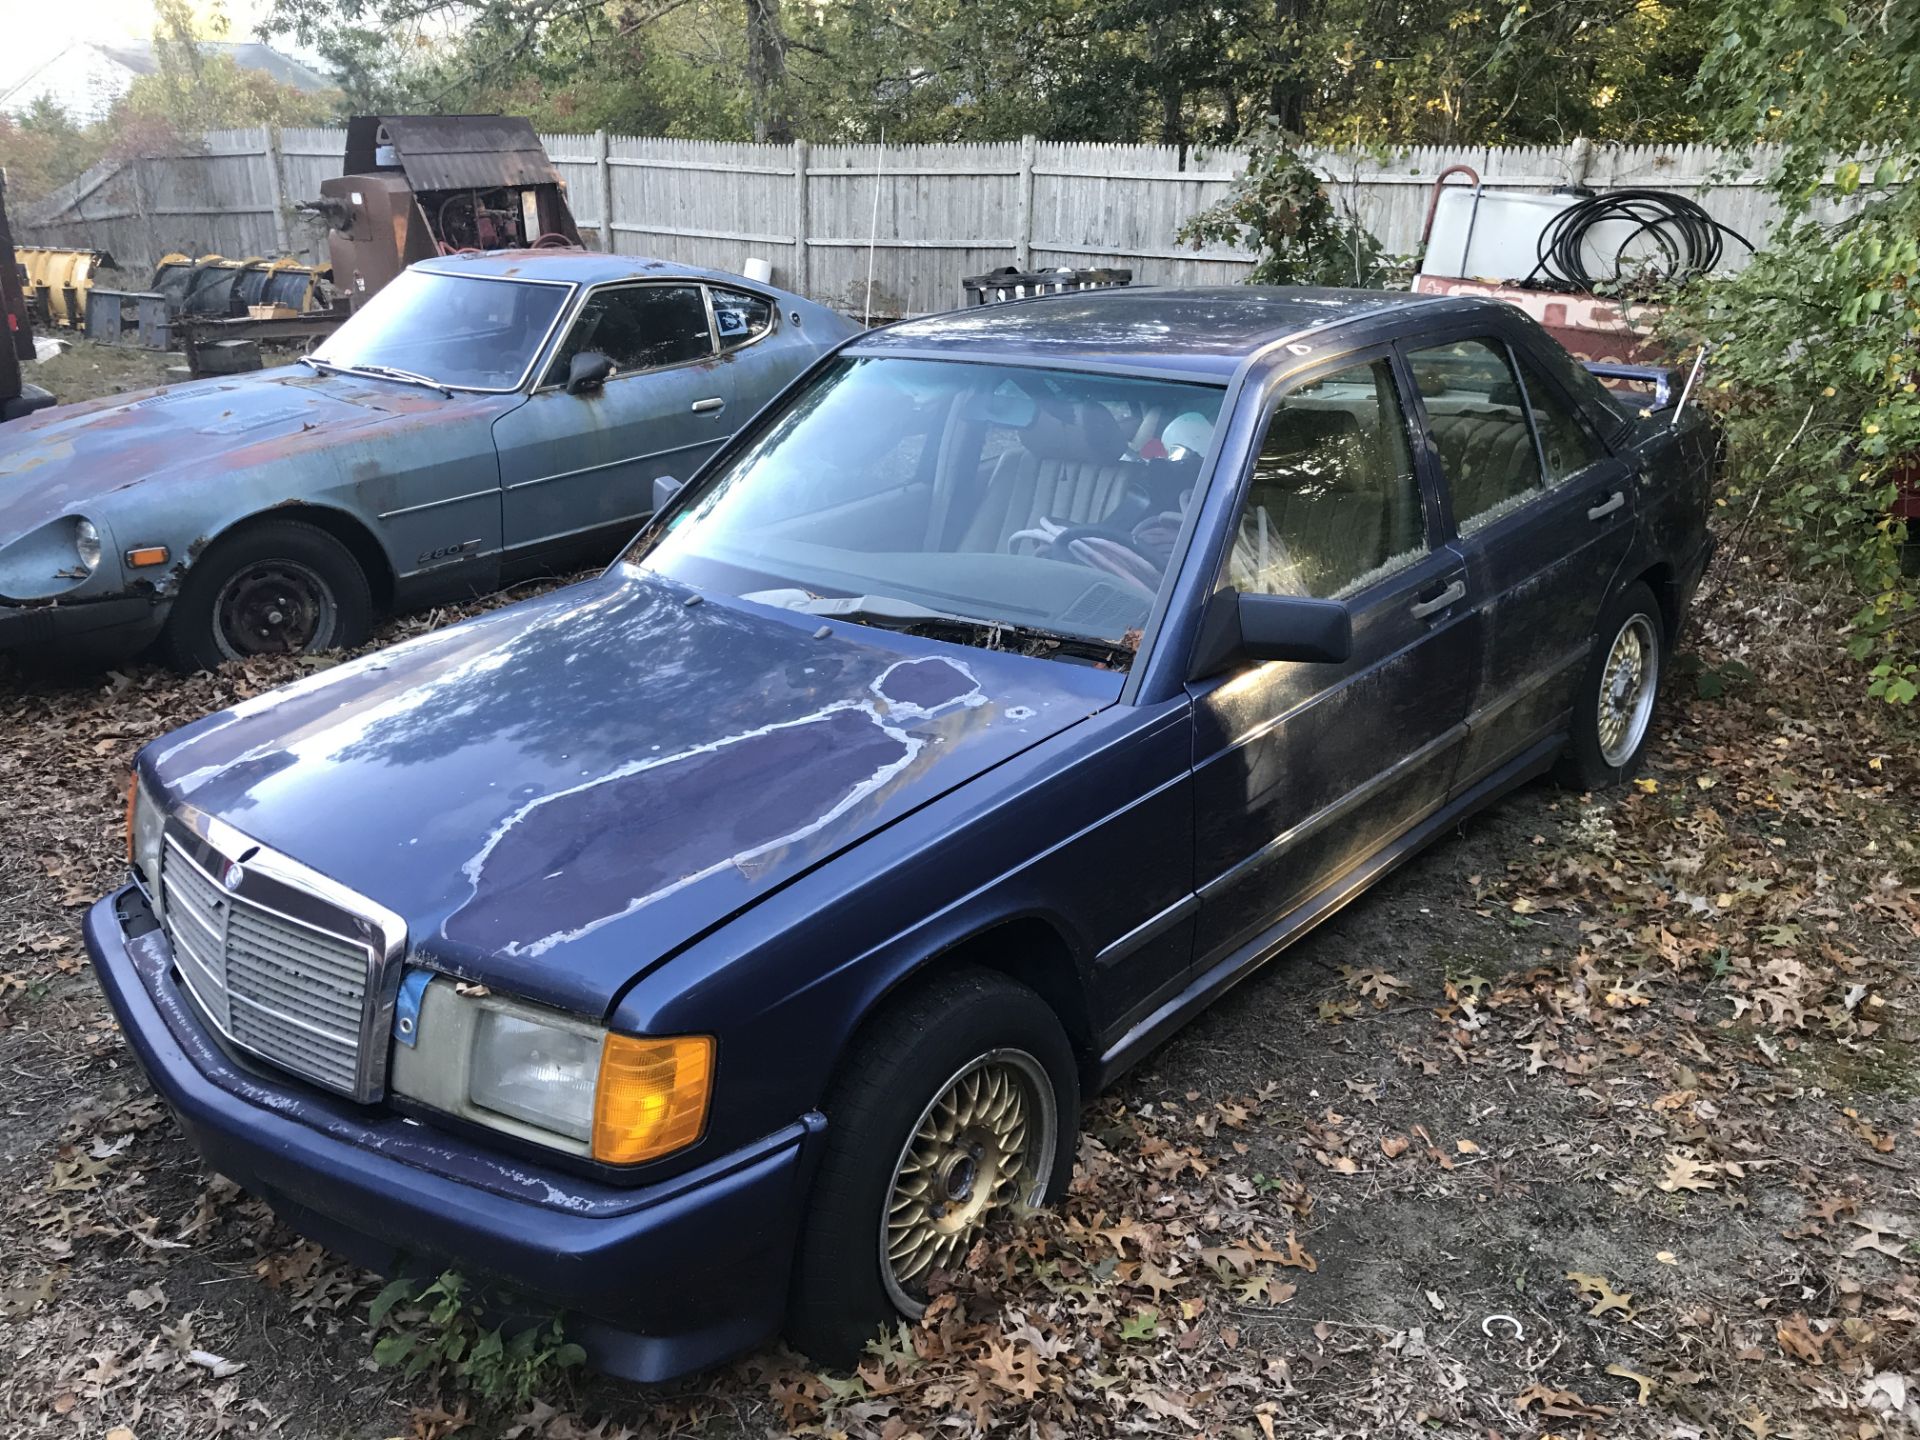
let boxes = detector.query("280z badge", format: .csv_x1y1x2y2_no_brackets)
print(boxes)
416,539,483,566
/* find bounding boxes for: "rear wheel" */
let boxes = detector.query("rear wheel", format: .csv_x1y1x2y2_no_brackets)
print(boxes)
162,520,374,672
786,969,1077,1367
1556,580,1664,790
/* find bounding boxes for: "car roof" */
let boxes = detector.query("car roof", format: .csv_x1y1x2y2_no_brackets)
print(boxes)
850,285,1475,381
415,249,790,292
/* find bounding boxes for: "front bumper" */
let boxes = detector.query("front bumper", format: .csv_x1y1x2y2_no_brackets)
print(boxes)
0,594,167,657
85,887,821,1382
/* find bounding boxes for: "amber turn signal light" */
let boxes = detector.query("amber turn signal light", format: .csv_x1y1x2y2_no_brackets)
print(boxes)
592,1034,714,1165
124,771,138,862
124,546,170,568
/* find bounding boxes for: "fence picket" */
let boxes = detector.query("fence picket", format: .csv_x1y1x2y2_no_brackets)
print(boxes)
17,130,1806,315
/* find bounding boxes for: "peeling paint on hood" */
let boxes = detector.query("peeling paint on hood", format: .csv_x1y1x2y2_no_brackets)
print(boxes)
143,569,1121,1017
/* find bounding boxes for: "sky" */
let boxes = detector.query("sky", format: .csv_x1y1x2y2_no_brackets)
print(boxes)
0,0,308,93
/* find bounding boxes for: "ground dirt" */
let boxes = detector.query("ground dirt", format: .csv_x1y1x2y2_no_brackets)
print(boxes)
0,346,1916,1439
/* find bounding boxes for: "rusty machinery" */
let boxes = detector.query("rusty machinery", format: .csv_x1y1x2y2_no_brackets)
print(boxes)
148,254,324,319
299,114,584,310
17,245,113,330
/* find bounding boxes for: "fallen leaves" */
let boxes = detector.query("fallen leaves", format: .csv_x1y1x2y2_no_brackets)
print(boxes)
1513,1382,1611,1418
1566,1270,1636,1319
1659,1151,1722,1193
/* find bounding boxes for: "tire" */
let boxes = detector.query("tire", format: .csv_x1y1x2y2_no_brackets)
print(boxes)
161,520,375,673
1555,580,1665,790
785,968,1079,1368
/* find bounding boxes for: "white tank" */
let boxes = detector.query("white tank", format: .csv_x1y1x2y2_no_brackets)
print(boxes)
1422,188,1579,283
1422,186,1670,286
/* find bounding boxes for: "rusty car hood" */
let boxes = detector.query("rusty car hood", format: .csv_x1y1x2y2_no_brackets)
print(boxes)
142,568,1122,1017
0,366,507,536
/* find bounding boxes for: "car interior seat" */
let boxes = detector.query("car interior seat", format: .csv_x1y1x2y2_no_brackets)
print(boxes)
1422,384,1540,526
958,402,1147,553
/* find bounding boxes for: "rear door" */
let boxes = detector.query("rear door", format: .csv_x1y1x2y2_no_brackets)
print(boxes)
1402,328,1635,792
1188,349,1480,967
491,281,735,570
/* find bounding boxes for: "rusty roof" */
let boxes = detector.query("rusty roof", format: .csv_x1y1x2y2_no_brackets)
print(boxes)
343,115,563,192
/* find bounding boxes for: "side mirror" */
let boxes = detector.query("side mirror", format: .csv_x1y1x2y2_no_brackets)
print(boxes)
1190,589,1352,679
651,474,684,513
566,351,613,394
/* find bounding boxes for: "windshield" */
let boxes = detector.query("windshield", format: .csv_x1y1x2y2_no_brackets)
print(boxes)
630,357,1225,661
311,269,571,391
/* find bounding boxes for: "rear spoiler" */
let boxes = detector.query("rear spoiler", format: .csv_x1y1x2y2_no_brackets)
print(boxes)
1583,347,1710,427
1583,362,1673,408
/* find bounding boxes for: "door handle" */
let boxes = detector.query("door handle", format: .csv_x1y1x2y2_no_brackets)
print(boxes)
1587,491,1625,521
690,397,726,413
1409,579,1466,619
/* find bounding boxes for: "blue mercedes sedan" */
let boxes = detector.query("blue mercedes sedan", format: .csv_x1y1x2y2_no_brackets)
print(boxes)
86,287,1714,1379
0,252,855,669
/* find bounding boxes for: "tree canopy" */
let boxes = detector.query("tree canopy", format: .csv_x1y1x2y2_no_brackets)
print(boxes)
252,0,1727,150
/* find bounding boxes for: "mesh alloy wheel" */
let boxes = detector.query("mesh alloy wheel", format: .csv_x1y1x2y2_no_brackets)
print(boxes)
880,1048,1057,1315
1596,611,1659,769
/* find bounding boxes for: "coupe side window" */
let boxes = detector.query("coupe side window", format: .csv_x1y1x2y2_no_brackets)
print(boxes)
1229,359,1427,601
546,284,714,383
710,288,774,350
1408,338,1543,535
1515,355,1605,483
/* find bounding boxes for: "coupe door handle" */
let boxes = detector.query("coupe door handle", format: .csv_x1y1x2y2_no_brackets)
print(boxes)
1587,490,1626,520
690,397,726,413
1409,579,1466,620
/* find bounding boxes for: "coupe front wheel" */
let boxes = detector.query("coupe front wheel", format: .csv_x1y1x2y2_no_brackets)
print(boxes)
161,520,374,672
786,969,1078,1367
1557,580,1664,790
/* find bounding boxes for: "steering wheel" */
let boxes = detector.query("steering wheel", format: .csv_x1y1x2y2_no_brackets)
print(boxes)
1044,523,1162,568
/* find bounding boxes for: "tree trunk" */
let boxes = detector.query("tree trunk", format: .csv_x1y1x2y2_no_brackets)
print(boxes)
744,0,791,143
1160,82,1184,150
1268,0,1310,132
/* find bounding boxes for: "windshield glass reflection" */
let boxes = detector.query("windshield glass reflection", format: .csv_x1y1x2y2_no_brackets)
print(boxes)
312,270,571,391
631,357,1225,653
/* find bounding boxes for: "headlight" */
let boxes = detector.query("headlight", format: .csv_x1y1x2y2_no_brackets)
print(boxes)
126,768,167,915
389,979,713,1165
74,518,102,572
470,1008,600,1139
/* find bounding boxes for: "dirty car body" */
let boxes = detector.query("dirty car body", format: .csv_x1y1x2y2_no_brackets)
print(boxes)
86,287,1715,1379
0,251,855,662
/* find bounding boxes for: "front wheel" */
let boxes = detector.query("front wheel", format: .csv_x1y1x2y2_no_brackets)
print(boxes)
161,520,374,672
1557,580,1665,790
786,969,1078,1367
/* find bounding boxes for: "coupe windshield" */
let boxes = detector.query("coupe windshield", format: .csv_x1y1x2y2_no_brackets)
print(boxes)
632,357,1225,662
310,269,571,391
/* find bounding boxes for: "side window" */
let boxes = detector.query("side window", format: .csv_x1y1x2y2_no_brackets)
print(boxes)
1515,354,1605,483
1407,338,1542,535
1229,358,1427,600
709,287,774,350
546,284,713,383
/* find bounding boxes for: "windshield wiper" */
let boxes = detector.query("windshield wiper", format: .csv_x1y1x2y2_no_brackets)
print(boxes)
342,363,455,398
744,589,1136,668
301,356,453,397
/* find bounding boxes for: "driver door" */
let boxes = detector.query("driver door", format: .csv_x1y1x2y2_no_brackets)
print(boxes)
491,281,735,573
1188,351,1480,967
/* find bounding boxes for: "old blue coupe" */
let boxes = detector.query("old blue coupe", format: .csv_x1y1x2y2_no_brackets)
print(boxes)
87,286,1713,1379
0,251,855,668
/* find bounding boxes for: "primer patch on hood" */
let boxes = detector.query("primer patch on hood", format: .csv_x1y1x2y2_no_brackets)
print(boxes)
442,656,984,958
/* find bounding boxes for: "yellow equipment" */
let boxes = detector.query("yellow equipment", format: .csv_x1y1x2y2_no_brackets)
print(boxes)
17,246,109,329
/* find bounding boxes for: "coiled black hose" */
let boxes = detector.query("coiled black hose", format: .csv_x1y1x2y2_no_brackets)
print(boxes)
1524,189,1754,289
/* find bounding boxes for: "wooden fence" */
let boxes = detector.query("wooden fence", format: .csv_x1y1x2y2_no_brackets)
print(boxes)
18,129,1829,316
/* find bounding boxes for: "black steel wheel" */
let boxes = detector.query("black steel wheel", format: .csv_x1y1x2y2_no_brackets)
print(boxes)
162,520,374,672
